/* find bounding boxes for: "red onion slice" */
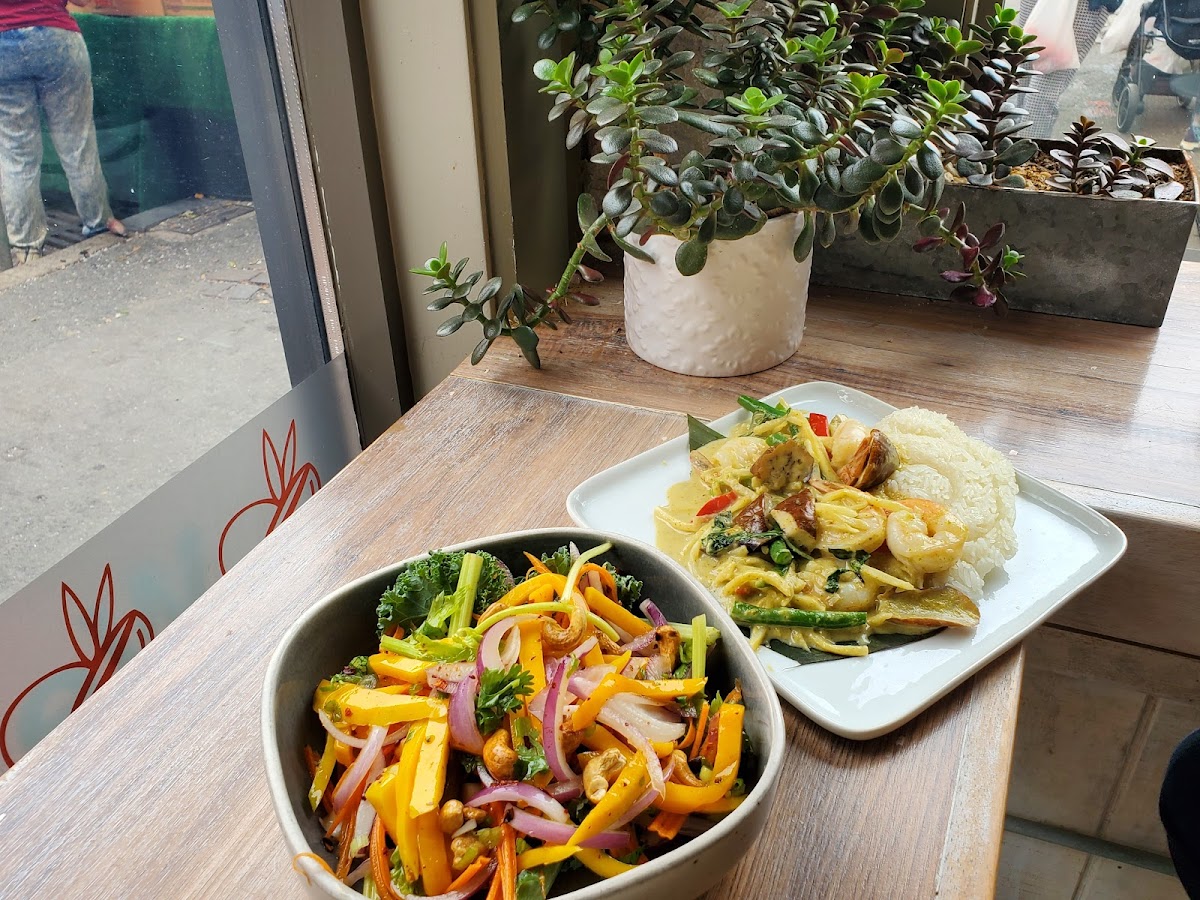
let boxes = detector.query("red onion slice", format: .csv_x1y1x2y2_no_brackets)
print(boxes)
542,659,577,783
546,780,583,802
478,617,528,675
507,808,631,851
639,599,667,629
475,760,495,788
620,630,658,655
606,693,687,744
395,859,496,900
331,724,387,812
586,569,602,593
344,857,371,886
611,784,659,831
567,665,611,699
318,711,407,751
571,636,598,660
426,661,475,691
449,672,485,755
466,782,570,823
598,708,665,798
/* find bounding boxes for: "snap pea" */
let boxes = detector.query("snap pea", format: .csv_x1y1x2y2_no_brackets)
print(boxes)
737,395,787,420
768,539,793,567
730,602,867,629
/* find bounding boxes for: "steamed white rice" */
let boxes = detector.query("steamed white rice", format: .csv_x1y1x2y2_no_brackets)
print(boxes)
875,407,1018,597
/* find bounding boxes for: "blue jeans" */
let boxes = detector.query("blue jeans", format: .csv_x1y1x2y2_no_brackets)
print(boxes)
0,27,113,250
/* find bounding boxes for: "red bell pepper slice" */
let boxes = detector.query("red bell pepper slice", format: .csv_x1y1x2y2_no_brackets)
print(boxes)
808,412,829,437
696,491,737,517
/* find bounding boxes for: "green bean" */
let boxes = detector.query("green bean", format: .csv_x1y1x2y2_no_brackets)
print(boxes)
730,602,867,629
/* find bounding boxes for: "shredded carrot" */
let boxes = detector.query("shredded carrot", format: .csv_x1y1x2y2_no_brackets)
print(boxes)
499,823,518,900
371,814,401,900
335,798,359,879
447,855,492,893
647,810,688,841
696,709,721,765
325,773,367,839
690,702,710,759
292,852,334,885
524,552,551,575
485,870,502,900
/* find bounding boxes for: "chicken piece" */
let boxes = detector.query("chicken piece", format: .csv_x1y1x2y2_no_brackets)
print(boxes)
750,439,815,492
770,489,817,550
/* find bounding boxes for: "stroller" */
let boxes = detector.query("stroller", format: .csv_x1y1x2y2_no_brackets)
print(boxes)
1112,0,1200,131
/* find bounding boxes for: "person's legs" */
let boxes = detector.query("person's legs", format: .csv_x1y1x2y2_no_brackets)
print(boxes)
1018,0,1109,138
34,29,120,237
1160,728,1200,896
0,30,49,251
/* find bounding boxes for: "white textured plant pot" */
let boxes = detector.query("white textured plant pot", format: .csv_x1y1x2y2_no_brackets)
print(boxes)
623,213,812,377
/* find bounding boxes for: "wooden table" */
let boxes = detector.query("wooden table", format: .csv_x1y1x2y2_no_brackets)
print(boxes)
4,268,1198,898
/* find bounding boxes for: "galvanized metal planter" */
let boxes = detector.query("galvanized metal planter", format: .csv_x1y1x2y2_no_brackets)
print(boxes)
810,145,1198,327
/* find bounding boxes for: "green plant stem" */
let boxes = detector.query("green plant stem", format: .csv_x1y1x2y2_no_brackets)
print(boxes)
543,212,611,314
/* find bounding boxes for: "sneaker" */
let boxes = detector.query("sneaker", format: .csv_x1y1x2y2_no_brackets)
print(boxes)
1182,125,1200,150
9,245,42,266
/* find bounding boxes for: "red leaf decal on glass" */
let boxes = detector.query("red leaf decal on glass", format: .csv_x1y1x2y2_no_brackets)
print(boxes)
3,566,155,767
218,421,323,575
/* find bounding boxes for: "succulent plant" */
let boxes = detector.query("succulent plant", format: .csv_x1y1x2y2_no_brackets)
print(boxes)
951,5,1041,188
1048,117,1184,201
419,0,1025,367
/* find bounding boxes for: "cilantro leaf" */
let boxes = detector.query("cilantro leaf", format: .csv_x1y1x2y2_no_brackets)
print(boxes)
476,664,534,734
511,716,550,781
330,655,374,686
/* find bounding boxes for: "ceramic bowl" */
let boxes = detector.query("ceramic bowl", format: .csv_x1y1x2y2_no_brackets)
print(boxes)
262,527,786,900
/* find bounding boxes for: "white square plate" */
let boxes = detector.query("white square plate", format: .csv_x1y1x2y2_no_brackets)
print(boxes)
567,382,1127,739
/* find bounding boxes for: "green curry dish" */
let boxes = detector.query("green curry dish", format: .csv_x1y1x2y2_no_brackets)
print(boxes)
700,512,782,557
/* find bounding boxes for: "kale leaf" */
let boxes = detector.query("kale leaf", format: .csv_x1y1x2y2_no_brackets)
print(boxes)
377,550,512,636
538,545,643,608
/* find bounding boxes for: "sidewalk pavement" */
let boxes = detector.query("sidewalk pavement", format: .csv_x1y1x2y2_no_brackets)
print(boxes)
0,201,291,602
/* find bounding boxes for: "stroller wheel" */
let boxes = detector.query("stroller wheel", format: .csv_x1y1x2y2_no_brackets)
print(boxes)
1117,82,1141,132
1113,74,1128,106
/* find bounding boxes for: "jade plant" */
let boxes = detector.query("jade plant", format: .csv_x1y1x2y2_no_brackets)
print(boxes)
416,0,1026,368
951,5,1041,188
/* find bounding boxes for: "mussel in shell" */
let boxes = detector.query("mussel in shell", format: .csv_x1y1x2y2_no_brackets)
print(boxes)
836,429,899,490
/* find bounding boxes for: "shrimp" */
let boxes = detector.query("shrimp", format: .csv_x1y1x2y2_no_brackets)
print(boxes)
885,499,967,574
830,417,870,471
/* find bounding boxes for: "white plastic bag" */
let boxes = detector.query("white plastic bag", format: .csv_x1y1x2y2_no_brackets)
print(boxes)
1026,0,1082,72
1099,0,1143,55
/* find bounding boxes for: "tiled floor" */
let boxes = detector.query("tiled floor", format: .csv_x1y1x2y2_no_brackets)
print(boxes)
996,625,1200,898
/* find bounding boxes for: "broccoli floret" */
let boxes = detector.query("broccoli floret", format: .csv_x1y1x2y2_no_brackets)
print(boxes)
377,550,512,637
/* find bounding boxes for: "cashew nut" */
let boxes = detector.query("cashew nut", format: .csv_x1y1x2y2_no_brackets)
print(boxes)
462,805,489,823
670,749,704,787
450,834,483,872
596,631,623,655
583,748,627,803
542,590,588,654
482,727,517,780
655,625,680,673
439,799,464,835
